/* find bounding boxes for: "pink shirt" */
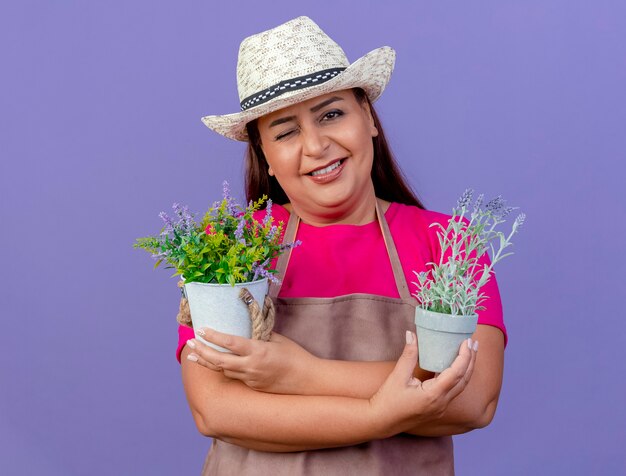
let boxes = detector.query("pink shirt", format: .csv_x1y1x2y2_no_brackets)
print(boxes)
176,202,507,361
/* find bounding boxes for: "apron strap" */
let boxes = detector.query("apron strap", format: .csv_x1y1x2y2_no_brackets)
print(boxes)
269,209,300,299
374,199,412,301
268,200,412,301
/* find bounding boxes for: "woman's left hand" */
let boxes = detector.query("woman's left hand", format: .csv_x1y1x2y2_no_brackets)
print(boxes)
186,329,316,395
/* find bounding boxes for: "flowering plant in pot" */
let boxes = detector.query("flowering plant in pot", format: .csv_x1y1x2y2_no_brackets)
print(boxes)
412,189,525,372
134,181,300,351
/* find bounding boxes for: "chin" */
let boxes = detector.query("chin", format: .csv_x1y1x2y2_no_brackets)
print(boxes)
315,189,361,210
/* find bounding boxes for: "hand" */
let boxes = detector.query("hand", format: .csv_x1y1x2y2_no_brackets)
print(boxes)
186,328,317,395
369,331,478,437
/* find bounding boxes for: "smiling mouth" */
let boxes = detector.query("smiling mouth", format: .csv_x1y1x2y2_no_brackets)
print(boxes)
308,159,344,176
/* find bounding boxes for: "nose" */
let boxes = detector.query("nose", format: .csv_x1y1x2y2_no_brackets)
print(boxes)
301,125,329,159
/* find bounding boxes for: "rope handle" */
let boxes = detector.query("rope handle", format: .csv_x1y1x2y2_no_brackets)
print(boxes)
239,288,275,341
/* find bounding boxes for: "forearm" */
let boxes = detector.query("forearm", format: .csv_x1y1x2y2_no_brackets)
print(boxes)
302,325,504,436
216,392,376,452
309,358,483,436
307,358,433,398
216,391,377,452
408,395,500,437
182,347,385,451
183,325,504,445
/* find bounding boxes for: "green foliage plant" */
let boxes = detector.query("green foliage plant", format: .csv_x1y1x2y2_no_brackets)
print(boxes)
134,181,300,286
412,189,525,316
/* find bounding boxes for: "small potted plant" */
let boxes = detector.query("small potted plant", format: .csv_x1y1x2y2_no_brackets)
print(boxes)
413,189,525,372
134,181,300,351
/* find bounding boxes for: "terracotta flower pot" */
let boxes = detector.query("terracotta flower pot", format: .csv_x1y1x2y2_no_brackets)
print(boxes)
183,278,269,352
414,308,478,373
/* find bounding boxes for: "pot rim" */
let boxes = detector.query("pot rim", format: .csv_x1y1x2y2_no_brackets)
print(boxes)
181,277,269,288
415,307,478,333
415,307,477,319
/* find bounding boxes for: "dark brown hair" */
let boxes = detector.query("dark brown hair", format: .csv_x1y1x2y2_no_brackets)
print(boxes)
244,88,424,209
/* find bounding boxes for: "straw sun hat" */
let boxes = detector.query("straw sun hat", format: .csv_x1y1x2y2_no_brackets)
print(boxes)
201,16,396,142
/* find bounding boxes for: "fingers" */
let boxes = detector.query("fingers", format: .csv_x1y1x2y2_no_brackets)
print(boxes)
185,330,250,373
196,327,250,355
389,331,422,387
425,338,478,400
448,338,478,398
186,350,225,372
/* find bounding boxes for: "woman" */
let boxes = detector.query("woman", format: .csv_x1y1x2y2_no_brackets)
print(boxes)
177,16,505,475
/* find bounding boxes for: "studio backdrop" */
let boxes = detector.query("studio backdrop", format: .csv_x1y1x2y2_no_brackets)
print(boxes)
1,1,624,475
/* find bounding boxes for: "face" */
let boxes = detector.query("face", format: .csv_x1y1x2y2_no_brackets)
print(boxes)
257,89,379,222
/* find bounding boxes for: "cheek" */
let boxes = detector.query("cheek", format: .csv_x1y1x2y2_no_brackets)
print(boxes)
264,147,299,177
345,126,375,163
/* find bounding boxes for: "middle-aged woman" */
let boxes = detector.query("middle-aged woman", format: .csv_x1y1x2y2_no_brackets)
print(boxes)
176,16,506,475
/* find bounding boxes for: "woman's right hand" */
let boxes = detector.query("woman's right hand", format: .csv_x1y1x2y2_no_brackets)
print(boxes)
186,328,318,395
368,331,478,437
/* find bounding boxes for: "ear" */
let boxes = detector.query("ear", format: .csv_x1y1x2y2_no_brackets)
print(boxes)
370,120,379,138
361,101,378,138
264,151,275,177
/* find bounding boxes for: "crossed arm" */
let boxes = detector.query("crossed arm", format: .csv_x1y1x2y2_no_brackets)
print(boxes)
180,324,504,452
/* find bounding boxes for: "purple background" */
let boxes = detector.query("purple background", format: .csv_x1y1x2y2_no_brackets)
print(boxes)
1,1,624,474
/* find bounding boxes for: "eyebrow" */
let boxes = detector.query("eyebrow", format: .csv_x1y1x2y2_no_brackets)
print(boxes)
268,97,344,128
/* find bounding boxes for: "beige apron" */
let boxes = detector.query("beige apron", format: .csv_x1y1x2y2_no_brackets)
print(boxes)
201,200,454,475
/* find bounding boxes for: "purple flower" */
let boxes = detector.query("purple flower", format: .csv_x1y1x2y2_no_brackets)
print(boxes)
484,196,517,220
234,215,246,245
251,259,280,284
151,250,170,260
279,239,302,252
222,181,238,216
173,203,194,231
159,211,175,235
263,199,273,226
267,225,279,240
502,206,516,218
457,189,474,210
485,195,505,215
473,193,484,212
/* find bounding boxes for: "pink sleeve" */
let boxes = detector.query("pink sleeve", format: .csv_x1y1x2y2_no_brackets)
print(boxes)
176,324,195,363
473,253,507,347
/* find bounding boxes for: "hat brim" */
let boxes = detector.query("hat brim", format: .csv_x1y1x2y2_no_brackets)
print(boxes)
201,46,396,142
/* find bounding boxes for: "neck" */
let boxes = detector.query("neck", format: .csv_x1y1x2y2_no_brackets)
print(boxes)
288,191,379,227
